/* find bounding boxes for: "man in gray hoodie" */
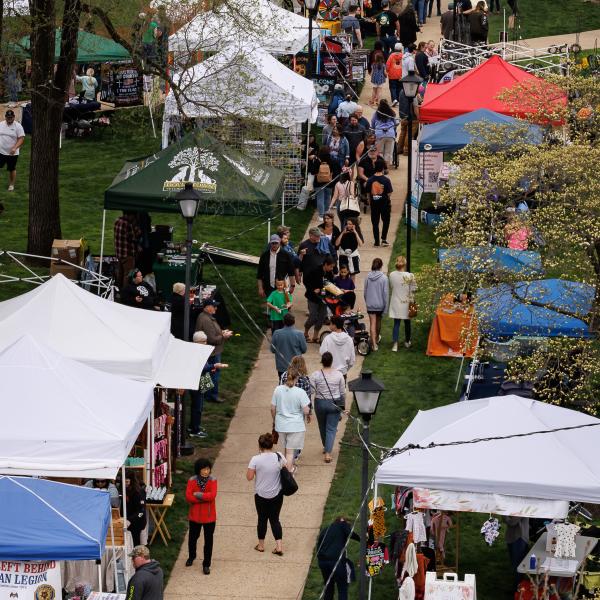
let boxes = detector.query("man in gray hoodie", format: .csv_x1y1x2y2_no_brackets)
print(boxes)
320,316,355,380
363,258,389,351
127,546,164,600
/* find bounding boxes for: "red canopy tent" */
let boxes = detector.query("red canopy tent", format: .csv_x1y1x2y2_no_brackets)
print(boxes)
420,55,566,123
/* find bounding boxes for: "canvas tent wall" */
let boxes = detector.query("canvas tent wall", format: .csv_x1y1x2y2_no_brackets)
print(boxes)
106,129,284,217
163,46,318,132
438,247,543,277
169,0,320,56
0,476,111,560
476,279,594,340
418,109,544,152
375,396,600,506
17,29,130,63
0,335,154,478
0,274,212,389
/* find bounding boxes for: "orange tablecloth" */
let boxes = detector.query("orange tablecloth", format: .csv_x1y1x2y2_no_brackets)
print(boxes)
426,295,478,358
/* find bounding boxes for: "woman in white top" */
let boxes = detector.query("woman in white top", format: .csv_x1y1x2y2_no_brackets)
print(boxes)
330,171,360,228
388,255,417,351
247,432,286,555
309,352,346,464
75,67,98,101
271,372,310,471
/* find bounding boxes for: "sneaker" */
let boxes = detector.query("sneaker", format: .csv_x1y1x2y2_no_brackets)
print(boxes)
372,343,379,352
7,186,14,192
405,341,412,348
203,566,210,575
185,559,194,567
382,240,390,247
374,242,380,247
392,342,398,352
392,100,398,106
189,431,208,439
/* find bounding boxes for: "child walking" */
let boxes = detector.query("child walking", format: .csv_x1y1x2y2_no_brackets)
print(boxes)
266,279,293,331
370,54,387,106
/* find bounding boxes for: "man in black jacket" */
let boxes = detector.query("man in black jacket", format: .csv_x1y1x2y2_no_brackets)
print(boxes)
257,234,295,298
127,546,164,600
317,517,360,600
303,255,335,342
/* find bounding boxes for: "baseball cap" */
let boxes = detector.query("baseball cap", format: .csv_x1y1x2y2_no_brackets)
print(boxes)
394,42,403,51
5,110,15,118
270,234,281,243
129,545,150,559
334,83,344,91
202,298,220,308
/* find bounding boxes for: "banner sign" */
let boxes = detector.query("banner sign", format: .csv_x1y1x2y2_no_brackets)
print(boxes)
0,561,62,600
311,75,337,104
419,151,444,193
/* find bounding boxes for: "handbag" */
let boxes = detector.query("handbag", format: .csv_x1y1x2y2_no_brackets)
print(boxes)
408,302,418,319
321,369,345,411
276,452,298,496
271,423,279,445
198,372,214,393
339,182,360,214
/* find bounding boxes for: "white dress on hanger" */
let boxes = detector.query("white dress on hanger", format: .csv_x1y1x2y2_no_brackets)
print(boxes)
398,576,415,600
554,523,580,558
405,512,427,544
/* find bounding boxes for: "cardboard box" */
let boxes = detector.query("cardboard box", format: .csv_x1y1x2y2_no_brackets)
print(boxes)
50,262,80,280
50,238,86,265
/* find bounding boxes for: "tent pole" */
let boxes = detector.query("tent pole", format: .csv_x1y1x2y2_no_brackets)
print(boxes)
281,192,285,226
97,563,103,593
267,217,272,242
99,209,106,279
121,464,128,545
305,122,311,187
109,512,119,592
148,76,157,139
150,403,155,480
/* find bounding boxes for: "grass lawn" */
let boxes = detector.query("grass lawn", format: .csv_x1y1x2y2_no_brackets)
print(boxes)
301,225,513,600
0,105,313,580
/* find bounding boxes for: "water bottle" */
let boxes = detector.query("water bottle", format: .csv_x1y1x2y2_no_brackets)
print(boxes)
529,553,537,570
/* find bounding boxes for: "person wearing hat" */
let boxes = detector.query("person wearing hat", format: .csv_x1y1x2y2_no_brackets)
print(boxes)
0,110,25,192
328,84,346,117
375,0,400,57
126,545,164,600
257,234,295,300
386,43,404,106
195,299,233,403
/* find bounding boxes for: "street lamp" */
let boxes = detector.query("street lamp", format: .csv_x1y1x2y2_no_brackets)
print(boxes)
304,0,319,79
348,370,385,600
175,181,200,457
400,71,422,273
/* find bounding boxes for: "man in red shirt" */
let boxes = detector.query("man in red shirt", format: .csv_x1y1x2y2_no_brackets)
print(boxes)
386,43,404,107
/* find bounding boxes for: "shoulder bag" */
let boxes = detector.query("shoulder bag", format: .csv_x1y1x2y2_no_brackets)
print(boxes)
339,182,361,214
321,369,345,412
276,452,298,496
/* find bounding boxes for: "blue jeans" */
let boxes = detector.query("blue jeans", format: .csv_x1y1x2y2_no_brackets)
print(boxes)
413,0,426,22
315,398,340,453
381,34,397,57
316,187,332,218
189,389,205,432
392,319,411,343
205,353,221,401
319,560,348,600
389,79,401,104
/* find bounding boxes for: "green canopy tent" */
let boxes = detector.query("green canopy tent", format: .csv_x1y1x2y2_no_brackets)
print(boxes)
104,130,284,216
17,29,130,63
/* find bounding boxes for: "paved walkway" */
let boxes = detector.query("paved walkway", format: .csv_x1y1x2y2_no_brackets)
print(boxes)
162,19,438,596
519,29,600,50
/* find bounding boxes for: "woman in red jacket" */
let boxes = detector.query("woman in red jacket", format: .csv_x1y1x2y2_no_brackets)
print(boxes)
185,458,218,574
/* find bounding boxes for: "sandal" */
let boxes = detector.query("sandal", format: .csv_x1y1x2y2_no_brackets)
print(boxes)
254,544,265,553
272,549,284,556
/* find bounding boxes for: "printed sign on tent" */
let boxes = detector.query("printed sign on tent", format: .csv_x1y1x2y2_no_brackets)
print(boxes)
311,75,337,104
419,151,444,193
0,561,61,600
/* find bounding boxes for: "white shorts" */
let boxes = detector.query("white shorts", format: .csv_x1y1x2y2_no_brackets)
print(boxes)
278,430,306,450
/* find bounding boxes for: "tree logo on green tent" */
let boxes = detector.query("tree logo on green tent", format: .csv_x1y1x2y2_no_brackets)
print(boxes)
164,147,218,193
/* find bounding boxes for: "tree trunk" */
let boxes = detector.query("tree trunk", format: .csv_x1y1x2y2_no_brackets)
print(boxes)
26,0,81,258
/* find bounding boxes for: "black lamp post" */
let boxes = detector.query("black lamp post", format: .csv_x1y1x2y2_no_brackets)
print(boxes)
305,0,319,78
348,370,385,600
400,71,422,273
175,181,200,457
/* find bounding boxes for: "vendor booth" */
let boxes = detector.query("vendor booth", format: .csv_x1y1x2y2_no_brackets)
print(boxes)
373,396,600,598
419,56,566,124
438,247,543,277
419,109,544,153
0,273,212,389
168,0,320,56
476,279,594,340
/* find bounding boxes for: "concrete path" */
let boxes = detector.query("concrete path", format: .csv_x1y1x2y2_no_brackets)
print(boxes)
519,30,600,50
163,31,424,599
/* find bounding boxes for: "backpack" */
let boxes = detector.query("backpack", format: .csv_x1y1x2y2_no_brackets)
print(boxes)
316,162,332,184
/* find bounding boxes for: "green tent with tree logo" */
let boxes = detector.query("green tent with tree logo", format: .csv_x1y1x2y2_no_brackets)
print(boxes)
104,130,285,217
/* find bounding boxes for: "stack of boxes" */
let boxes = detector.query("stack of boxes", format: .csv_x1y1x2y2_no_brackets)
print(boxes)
49,239,87,279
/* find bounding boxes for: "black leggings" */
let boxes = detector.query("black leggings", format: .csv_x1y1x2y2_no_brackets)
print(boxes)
255,492,283,540
188,520,216,567
370,200,391,245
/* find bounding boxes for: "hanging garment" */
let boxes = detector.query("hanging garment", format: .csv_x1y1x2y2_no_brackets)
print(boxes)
398,576,415,600
405,512,427,544
430,512,453,556
372,507,387,539
480,517,500,546
401,543,418,578
366,542,389,577
554,522,580,558
414,553,430,600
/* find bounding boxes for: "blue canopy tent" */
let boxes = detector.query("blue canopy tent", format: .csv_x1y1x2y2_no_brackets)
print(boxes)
476,279,594,340
419,108,544,152
439,246,543,277
0,476,110,561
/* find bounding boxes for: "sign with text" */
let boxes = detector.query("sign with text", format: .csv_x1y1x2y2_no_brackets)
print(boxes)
114,65,142,107
311,75,337,104
418,151,444,193
0,561,62,600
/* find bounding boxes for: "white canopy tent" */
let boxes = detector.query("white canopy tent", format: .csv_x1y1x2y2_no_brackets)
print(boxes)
375,396,600,511
164,45,318,131
0,335,154,479
0,274,212,389
168,0,320,56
